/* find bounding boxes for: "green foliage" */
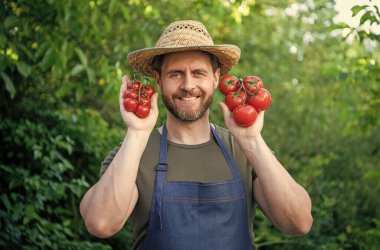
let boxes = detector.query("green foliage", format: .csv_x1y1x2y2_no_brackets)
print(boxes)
0,102,120,248
1,0,379,249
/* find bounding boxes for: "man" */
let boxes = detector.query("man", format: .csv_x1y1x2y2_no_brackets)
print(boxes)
80,20,313,249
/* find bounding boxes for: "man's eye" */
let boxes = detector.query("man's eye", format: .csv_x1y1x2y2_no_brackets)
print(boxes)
170,72,181,78
194,72,206,77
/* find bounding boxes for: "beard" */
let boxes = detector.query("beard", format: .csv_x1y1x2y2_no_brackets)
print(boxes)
162,89,213,122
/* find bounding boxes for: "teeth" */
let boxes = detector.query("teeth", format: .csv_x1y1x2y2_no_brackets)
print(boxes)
180,97,197,101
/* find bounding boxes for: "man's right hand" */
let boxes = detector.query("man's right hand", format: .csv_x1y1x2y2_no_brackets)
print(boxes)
119,75,159,133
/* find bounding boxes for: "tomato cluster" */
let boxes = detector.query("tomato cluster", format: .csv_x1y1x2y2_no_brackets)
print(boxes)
122,79,155,118
219,75,271,127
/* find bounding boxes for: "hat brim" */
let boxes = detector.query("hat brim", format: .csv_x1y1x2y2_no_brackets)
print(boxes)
127,44,241,77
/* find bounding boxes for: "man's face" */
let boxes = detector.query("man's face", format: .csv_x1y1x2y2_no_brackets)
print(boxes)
155,51,220,122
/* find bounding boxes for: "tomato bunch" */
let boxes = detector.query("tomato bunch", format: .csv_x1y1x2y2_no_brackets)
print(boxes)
122,79,155,118
219,75,271,127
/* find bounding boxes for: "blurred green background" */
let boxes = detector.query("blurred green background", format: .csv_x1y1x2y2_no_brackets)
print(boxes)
1,0,379,249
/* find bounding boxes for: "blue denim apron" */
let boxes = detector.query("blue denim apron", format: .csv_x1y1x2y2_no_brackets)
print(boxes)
139,124,253,250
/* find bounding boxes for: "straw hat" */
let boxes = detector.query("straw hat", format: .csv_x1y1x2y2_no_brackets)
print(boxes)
127,20,241,77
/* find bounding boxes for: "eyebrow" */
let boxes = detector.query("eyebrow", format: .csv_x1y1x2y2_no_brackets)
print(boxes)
193,68,208,74
165,68,208,75
165,69,183,75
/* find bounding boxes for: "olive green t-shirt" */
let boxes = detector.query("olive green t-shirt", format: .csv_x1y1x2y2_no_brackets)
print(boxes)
100,124,256,249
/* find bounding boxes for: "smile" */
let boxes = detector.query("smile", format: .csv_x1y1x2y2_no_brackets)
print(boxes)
179,96,198,101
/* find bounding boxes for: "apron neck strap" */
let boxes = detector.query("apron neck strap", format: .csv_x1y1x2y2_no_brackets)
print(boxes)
157,123,240,179
210,125,241,179
157,123,168,167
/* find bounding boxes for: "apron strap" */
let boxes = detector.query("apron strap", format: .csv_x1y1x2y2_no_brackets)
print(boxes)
153,123,169,230
154,164,165,230
210,125,241,179
158,123,168,166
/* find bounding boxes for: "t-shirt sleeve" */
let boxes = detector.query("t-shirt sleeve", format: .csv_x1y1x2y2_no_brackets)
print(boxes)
100,145,121,177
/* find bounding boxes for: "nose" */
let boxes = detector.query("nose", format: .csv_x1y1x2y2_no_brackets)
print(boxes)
180,74,195,92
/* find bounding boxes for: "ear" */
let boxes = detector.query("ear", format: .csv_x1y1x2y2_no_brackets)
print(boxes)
213,68,221,90
153,71,162,92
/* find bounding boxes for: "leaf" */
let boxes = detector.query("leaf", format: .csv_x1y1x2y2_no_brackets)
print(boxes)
32,144,43,160
16,61,32,77
56,83,74,98
74,48,88,66
0,32,7,48
70,64,85,76
86,67,96,84
0,194,11,211
41,48,55,70
35,42,49,60
108,0,118,15
375,6,380,21
60,40,69,67
357,30,369,41
75,85,84,101
368,32,380,41
121,5,131,21
351,5,368,17
3,15,19,29
331,23,351,30
9,177,23,189
1,72,16,98
360,11,377,26
23,205,39,224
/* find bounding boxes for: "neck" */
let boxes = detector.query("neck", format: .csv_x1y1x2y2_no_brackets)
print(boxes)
163,112,212,145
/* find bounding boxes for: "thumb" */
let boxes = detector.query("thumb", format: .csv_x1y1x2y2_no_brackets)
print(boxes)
120,75,130,92
219,102,232,121
150,92,159,112
120,75,130,101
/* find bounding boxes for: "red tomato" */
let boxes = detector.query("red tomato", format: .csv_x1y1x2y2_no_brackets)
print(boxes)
139,96,151,107
225,90,246,112
135,105,150,118
141,85,155,97
233,105,258,127
123,90,139,100
218,75,240,95
123,98,138,112
128,80,141,91
246,88,271,112
243,76,263,94
122,90,128,99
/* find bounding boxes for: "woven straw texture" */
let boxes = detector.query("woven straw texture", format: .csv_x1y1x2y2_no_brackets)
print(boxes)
127,20,241,77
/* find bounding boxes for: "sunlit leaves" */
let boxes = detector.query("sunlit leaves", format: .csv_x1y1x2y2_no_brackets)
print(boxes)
351,5,369,17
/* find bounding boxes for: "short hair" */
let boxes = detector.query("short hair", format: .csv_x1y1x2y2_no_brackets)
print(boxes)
151,51,220,76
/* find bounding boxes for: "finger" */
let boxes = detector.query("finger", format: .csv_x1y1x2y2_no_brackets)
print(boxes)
122,75,130,85
257,110,265,120
219,102,231,121
120,75,130,98
150,92,159,111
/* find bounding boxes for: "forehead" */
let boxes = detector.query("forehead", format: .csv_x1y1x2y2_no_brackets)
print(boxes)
162,51,212,70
